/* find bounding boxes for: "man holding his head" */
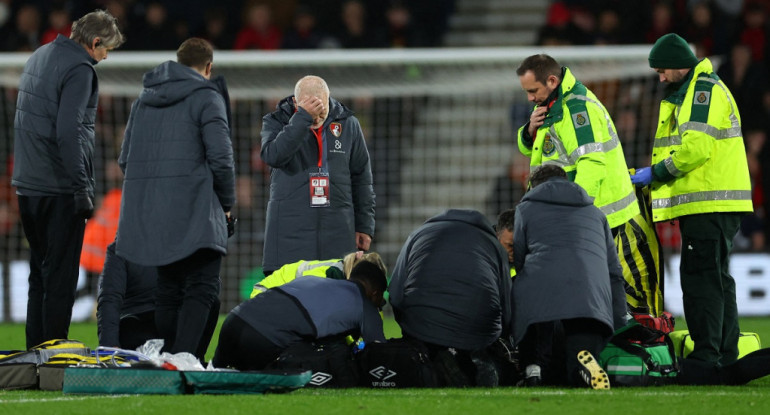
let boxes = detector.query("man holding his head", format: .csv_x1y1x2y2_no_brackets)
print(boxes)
12,10,124,349
117,38,235,357
260,75,375,275
630,33,752,366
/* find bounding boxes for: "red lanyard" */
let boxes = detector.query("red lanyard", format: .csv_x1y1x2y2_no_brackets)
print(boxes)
312,127,323,168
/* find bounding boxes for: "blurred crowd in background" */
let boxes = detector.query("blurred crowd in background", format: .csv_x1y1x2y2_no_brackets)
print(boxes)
0,0,455,52
1,0,770,260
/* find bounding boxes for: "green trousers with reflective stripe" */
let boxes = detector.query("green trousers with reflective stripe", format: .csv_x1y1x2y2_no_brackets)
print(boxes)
612,188,664,316
678,212,743,366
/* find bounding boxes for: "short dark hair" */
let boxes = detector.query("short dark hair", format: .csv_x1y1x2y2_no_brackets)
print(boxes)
496,208,515,236
177,38,213,70
516,54,562,85
349,261,387,295
529,164,567,188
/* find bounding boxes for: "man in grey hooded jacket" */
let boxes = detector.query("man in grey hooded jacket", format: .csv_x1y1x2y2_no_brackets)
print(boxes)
116,38,235,357
513,165,627,388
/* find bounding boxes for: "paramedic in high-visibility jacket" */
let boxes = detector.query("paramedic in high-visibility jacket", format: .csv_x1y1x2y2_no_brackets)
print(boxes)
630,33,753,366
516,55,665,317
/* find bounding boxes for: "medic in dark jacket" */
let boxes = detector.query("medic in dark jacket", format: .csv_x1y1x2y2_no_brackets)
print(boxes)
213,261,386,370
389,209,512,351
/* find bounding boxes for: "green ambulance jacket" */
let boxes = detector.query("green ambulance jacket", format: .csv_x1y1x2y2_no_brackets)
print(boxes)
517,67,639,229
649,58,753,222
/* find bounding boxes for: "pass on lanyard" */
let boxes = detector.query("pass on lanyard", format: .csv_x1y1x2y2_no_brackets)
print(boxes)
310,127,330,207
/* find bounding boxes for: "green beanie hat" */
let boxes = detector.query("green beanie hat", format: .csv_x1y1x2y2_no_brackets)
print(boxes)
648,33,699,69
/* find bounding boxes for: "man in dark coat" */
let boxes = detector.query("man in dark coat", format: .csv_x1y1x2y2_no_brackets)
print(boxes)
389,209,512,385
96,242,219,359
116,38,235,357
260,75,375,275
12,10,124,349
213,261,387,371
513,165,627,388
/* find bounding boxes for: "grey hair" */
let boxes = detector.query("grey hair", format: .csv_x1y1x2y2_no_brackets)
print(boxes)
70,10,125,49
294,75,330,99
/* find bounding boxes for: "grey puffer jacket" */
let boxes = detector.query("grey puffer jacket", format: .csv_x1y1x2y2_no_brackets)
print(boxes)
12,35,98,197
116,61,235,266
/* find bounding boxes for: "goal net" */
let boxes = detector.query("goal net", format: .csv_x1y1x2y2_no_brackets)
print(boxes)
0,46,661,318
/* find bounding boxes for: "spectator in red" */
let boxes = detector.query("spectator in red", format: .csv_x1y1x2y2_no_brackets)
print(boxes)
41,7,71,45
537,1,572,45
233,2,282,50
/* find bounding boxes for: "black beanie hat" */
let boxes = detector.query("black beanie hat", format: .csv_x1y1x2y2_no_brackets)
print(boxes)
648,33,699,69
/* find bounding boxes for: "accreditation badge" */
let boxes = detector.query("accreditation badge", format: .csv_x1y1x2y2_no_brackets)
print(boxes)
309,171,330,207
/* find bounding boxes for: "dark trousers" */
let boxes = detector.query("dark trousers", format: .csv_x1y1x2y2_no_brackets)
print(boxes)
561,318,610,387
121,301,220,360
119,311,159,351
156,249,221,357
18,195,86,349
518,321,555,374
677,348,770,385
212,313,284,370
679,213,743,365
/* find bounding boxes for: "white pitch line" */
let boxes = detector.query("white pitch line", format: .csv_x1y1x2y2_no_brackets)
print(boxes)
0,395,133,403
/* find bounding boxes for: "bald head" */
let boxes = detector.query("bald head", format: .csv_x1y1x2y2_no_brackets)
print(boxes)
295,75,329,99
294,75,330,128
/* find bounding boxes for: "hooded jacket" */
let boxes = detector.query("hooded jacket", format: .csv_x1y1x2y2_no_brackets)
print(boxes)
389,209,512,350
260,96,375,272
512,178,627,343
116,61,235,266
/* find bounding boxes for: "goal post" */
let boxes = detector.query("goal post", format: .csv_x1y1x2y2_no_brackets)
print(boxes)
0,46,660,315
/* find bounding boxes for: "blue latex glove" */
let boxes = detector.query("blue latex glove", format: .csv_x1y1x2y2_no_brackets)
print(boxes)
630,167,653,186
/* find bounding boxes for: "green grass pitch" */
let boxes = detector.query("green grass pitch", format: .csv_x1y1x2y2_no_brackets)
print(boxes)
1,316,769,414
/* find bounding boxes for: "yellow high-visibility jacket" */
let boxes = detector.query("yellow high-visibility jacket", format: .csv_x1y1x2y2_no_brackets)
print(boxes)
517,67,639,228
250,258,344,298
649,58,752,221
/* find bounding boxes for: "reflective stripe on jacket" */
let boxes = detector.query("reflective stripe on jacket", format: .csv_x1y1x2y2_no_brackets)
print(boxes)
517,67,639,228
250,258,344,298
649,58,752,221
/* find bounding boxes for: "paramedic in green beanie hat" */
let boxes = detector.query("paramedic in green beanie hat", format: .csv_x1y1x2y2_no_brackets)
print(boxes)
630,33,752,366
